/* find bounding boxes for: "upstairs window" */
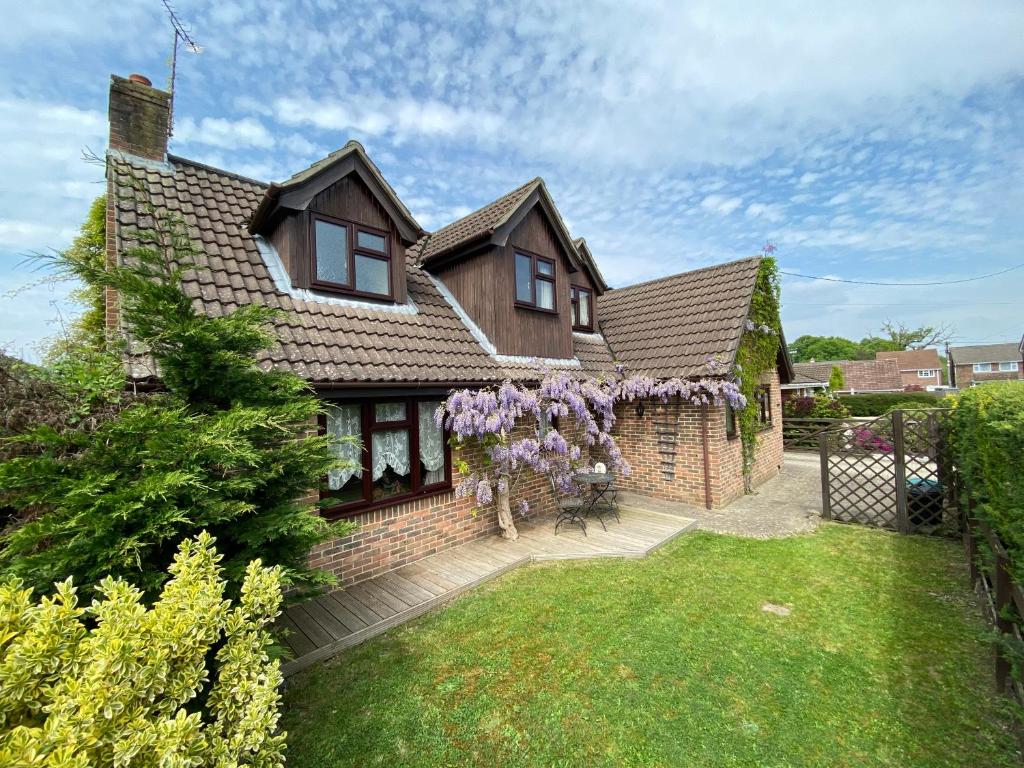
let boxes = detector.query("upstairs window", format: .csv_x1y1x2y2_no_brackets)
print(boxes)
1000,361,1019,372
311,213,391,299
917,369,935,378
570,285,594,331
514,250,556,312
973,363,993,373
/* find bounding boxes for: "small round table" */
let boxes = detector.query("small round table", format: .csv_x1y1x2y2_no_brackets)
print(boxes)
574,472,619,530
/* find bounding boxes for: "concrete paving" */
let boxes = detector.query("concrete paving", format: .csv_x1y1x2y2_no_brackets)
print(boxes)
619,451,823,538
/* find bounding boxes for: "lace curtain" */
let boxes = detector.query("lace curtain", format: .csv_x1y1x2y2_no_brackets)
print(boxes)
325,404,362,490
375,402,406,422
419,400,445,485
372,429,411,481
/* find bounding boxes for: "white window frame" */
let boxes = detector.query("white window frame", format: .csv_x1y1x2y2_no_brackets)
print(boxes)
973,363,992,373
917,369,935,378
999,361,1019,372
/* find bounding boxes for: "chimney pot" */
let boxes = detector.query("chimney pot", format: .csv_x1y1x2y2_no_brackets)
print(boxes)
128,73,152,87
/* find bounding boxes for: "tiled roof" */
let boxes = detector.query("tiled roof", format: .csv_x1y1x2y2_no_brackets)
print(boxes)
875,348,941,370
573,333,617,377
837,359,902,392
596,257,762,378
419,178,539,262
109,153,610,385
949,343,1022,365
790,361,834,385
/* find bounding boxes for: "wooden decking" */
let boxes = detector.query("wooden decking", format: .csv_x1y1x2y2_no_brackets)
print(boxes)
280,504,696,676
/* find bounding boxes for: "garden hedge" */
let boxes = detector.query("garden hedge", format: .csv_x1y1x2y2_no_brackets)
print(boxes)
838,391,946,417
949,383,1024,581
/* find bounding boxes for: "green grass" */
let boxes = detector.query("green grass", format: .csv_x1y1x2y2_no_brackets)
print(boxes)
282,525,1019,767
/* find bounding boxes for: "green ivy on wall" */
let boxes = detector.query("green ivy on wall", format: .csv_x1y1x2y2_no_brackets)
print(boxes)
734,255,782,491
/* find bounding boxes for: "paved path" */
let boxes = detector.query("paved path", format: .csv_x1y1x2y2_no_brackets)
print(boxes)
620,452,823,538
280,503,696,676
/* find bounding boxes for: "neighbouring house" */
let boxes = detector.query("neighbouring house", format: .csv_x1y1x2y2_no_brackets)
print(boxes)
949,343,1024,388
780,361,833,399
782,359,902,398
874,348,942,389
104,73,792,587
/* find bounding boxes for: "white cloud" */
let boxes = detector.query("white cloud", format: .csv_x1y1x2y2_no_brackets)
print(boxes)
700,194,743,215
746,202,786,223
174,116,275,150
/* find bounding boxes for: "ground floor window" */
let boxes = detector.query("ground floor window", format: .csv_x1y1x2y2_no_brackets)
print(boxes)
319,396,451,516
755,385,773,430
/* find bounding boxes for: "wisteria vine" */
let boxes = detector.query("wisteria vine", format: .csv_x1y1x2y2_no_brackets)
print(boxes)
436,361,748,520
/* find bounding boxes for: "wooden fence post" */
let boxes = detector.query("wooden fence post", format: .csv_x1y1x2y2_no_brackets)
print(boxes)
892,410,910,534
994,546,1013,693
818,433,832,520
965,497,979,585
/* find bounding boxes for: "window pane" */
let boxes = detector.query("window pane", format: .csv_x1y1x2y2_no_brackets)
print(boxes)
324,403,364,503
536,278,554,310
375,402,406,422
315,220,349,285
578,290,590,325
357,231,386,252
537,259,554,277
418,400,446,486
515,253,533,302
371,429,412,501
354,254,390,295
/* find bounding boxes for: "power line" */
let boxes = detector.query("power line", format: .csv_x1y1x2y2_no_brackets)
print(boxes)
787,302,1018,307
779,262,1024,286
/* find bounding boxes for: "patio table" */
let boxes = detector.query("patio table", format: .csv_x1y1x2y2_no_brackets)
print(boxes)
575,472,619,531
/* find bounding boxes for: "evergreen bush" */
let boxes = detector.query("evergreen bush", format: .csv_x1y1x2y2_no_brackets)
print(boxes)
0,534,287,766
949,383,1024,581
0,190,354,598
838,391,944,417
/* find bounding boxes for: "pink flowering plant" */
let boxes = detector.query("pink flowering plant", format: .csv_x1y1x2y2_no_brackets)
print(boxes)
437,362,746,540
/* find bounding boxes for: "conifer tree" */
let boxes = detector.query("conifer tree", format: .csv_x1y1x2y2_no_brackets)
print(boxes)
0,190,354,597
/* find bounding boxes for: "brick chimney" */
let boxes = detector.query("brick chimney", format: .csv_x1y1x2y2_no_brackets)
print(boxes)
108,74,170,161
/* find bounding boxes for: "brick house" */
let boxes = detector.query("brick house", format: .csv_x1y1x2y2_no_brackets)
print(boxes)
874,348,942,389
782,359,901,398
104,74,792,587
949,343,1024,387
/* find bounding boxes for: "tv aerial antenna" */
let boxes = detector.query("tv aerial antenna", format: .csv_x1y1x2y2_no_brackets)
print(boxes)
161,0,203,137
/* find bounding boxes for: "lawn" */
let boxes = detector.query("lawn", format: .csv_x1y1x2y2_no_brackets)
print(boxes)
282,525,1019,767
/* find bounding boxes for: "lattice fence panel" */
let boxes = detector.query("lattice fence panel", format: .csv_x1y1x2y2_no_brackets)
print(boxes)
824,415,899,530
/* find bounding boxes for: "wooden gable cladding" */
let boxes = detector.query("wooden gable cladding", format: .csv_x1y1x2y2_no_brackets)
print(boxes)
435,203,579,359
267,171,408,304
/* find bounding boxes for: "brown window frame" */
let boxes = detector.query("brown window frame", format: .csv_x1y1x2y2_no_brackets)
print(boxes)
317,396,452,519
309,212,393,301
570,284,594,331
725,402,738,439
513,249,557,314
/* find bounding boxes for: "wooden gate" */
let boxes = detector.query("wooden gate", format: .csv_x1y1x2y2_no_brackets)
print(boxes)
818,408,953,533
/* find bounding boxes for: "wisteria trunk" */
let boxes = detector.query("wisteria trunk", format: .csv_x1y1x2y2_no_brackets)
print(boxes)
496,475,519,541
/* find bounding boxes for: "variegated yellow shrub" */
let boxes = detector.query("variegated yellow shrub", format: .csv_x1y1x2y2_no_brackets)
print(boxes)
0,532,286,767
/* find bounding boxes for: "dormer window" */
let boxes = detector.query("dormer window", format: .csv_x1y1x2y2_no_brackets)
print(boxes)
514,250,556,312
570,285,593,331
311,213,392,299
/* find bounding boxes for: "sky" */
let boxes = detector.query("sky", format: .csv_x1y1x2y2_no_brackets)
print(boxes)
1,0,1023,360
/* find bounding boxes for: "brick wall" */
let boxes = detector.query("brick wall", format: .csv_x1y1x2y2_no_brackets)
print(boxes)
612,371,783,508
308,426,559,587
897,369,940,389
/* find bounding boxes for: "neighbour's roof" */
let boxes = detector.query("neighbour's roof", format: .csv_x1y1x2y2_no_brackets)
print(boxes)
837,359,902,392
109,153,609,385
596,257,762,379
949,343,1022,365
875,348,941,370
790,361,834,385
